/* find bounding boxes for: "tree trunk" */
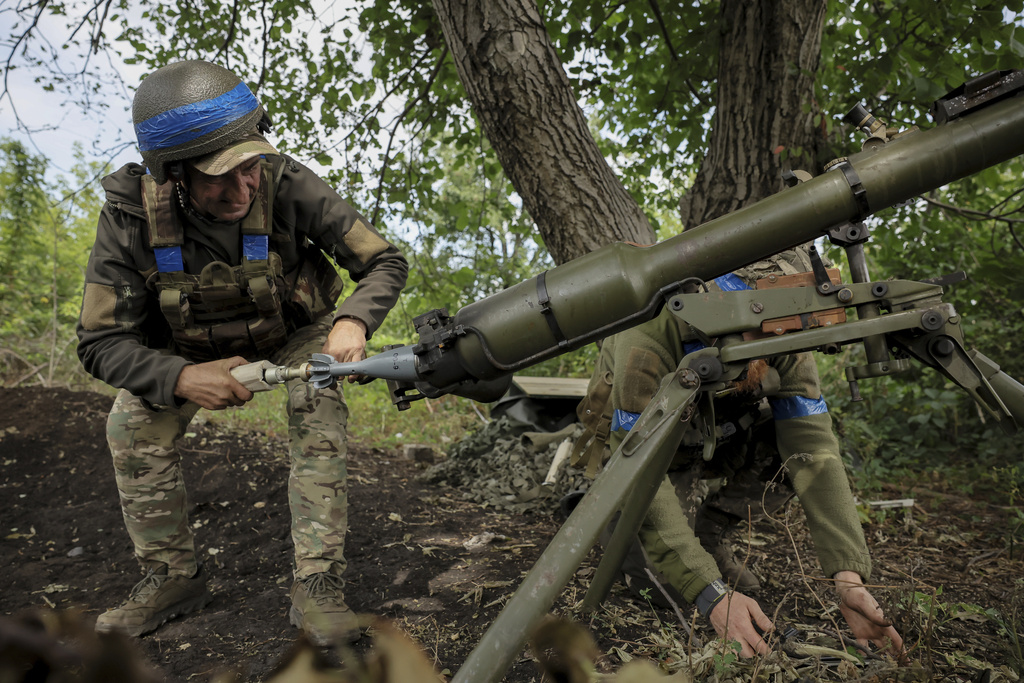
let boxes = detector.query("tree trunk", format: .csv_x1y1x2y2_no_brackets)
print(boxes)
679,0,827,228
431,0,655,264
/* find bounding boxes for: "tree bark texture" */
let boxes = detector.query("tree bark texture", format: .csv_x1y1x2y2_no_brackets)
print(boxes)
678,0,827,228
431,0,655,264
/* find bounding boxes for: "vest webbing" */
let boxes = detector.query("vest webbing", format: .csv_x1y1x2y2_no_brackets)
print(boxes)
140,161,289,361
141,161,274,266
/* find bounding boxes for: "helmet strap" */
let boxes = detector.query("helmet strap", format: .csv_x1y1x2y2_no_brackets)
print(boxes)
166,161,185,183
174,183,201,220
257,111,272,134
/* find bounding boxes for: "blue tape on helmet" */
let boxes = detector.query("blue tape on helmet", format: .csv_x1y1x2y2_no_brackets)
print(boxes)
154,246,184,272
242,234,269,261
135,82,260,152
770,395,829,420
611,409,641,432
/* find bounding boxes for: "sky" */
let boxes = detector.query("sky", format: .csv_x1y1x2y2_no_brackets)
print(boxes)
0,3,349,182
1,7,145,178
1,70,141,177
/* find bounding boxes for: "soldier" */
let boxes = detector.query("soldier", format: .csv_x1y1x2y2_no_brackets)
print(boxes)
573,247,904,659
76,60,409,645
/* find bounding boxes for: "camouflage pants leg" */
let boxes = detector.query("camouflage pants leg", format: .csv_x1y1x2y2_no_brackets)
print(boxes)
107,390,201,577
270,319,350,579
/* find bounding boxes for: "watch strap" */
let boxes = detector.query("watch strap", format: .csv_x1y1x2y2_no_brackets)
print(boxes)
695,578,729,618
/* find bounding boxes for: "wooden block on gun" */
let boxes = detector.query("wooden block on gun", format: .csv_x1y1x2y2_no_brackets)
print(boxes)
756,268,847,335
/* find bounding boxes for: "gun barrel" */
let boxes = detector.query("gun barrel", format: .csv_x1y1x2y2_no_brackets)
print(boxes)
427,90,1024,388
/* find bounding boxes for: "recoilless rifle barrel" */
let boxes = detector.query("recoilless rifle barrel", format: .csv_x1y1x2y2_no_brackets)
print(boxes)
239,70,1024,411
227,71,1024,683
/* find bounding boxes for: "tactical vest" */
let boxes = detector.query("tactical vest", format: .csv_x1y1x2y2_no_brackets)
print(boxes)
141,160,343,362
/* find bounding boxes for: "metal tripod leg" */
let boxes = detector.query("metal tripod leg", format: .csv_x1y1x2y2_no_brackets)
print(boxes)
890,323,1022,433
450,368,701,683
970,349,1024,428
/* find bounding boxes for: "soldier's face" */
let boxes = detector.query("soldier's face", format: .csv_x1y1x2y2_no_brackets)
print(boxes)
185,158,262,222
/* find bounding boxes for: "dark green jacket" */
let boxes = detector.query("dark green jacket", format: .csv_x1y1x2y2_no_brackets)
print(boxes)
77,156,408,406
581,249,871,603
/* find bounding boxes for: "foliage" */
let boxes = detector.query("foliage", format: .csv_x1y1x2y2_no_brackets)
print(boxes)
996,578,1024,675
3,0,1024,493
11,1,1022,254
820,0,1024,127
381,143,552,326
815,149,1024,492
0,139,102,387
897,582,1024,675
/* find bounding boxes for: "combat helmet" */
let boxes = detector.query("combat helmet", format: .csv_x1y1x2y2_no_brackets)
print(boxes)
132,60,271,184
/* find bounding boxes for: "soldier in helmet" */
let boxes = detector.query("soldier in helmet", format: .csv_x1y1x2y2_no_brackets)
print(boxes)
572,247,904,659
76,60,409,645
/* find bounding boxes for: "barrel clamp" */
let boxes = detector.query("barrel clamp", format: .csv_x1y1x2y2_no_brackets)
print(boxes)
537,271,570,349
825,157,870,222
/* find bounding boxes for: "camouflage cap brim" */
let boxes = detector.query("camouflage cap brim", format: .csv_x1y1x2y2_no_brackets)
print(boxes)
190,131,279,176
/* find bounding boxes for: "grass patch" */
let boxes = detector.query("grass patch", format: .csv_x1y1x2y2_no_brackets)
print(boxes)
199,378,484,453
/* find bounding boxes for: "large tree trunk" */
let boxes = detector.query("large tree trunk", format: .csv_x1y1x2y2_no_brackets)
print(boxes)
679,0,827,228
431,0,655,264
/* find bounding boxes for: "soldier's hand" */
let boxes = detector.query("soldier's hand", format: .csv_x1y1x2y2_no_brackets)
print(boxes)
323,318,368,383
174,357,254,410
835,571,905,659
708,590,774,657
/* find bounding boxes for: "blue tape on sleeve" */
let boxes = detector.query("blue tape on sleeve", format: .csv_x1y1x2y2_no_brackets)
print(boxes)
154,246,184,272
713,272,751,291
135,82,260,152
771,395,829,420
684,340,706,354
242,234,269,261
611,409,641,432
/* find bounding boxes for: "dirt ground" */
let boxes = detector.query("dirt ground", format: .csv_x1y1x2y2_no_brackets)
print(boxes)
1,385,1022,682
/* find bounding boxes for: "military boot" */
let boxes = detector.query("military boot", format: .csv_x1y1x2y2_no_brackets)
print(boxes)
95,564,212,636
694,505,761,592
289,573,361,646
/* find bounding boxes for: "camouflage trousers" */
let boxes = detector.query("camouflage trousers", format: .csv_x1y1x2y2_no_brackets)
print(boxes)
106,319,350,580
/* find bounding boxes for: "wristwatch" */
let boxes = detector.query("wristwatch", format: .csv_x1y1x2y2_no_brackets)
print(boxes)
695,578,730,618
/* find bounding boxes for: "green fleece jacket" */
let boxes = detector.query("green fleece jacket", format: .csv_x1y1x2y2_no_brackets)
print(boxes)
76,155,408,407
600,250,872,603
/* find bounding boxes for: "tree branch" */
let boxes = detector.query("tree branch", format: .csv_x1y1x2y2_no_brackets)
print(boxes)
2,0,51,105
921,194,1024,253
213,0,242,63
320,46,436,156
371,45,450,224
88,0,114,55
256,0,272,91
920,195,1023,223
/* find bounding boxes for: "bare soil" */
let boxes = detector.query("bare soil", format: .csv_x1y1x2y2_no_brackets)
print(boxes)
1,385,1022,682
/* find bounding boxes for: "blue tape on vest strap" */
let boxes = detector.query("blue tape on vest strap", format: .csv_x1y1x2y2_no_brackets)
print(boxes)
713,272,751,291
154,246,184,273
770,395,829,420
242,234,269,261
611,409,641,432
135,82,260,152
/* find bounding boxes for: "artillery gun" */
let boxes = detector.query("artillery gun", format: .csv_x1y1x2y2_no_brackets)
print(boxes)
234,69,1024,682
